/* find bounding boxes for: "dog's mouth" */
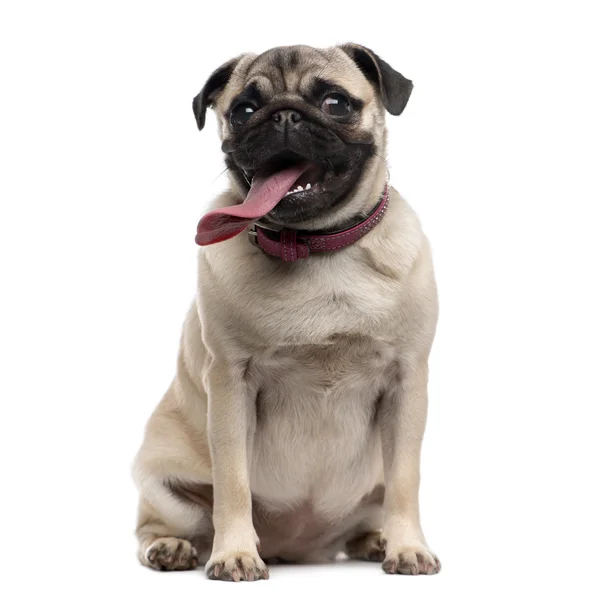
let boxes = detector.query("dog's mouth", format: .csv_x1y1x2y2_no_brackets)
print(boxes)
196,150,363,246
243,151,351,204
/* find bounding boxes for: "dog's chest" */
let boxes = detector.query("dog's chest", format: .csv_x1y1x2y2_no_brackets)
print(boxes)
242,252,403,345
247,335,395,512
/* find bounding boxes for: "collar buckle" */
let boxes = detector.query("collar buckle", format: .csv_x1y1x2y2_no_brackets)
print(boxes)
247,228,260,247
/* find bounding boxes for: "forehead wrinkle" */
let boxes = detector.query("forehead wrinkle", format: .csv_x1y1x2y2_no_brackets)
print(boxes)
299,69,374,105
246,46,331,94
245,75,274,98
247,66,286,93
303,49,373,99
224,46,375,111
246,45,324,72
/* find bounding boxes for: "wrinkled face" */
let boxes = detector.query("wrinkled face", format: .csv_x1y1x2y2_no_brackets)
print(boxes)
194,45,412,227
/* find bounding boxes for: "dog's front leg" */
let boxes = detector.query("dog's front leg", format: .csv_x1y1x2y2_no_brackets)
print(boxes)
204,362,268,582
379,360,441,575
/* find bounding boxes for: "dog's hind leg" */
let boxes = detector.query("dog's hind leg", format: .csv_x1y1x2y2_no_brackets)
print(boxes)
133,324,215,571
135,478,214,571
346,530,385,562
343,488,385,562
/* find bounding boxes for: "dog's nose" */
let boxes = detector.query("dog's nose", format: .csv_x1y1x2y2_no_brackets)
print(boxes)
271,109,302,124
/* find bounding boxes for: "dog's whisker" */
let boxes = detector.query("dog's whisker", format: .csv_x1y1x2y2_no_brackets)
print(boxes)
211,166,229,183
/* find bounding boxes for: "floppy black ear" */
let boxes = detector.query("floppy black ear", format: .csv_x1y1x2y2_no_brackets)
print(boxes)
192,56,243,130
340,44,413,116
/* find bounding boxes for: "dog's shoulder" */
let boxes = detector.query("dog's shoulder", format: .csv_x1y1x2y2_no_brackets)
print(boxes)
356,187,430,282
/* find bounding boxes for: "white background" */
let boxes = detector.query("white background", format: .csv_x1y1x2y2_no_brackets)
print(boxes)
1,1,591,598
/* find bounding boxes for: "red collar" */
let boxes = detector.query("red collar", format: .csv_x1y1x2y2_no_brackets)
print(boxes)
248,184,390,262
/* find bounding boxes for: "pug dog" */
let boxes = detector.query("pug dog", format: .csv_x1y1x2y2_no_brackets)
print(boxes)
133,44,440,581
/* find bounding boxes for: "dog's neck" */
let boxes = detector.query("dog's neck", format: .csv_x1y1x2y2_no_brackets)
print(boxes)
248,182,390,262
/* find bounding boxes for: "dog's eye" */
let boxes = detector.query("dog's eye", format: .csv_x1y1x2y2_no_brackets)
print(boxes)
231,103,258,126
321,94,351,117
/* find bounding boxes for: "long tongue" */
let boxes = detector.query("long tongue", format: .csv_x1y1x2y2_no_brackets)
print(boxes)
195,164,308,246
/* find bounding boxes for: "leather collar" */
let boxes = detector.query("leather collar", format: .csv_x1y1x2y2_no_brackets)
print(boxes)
248,184,390,262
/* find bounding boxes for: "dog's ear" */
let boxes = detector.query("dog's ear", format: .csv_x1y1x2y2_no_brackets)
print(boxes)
339,44,413,116
192,56,243,130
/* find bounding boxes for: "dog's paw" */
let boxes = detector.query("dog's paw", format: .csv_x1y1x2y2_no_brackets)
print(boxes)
346,531,386,562
206,551,269,582
382,544,441,575
145,537,198,571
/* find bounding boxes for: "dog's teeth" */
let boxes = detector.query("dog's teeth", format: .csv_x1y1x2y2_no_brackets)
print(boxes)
297,186,304,191
305,183,311,190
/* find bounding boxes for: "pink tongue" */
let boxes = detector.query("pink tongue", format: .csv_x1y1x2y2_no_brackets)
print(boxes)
195,163,308,246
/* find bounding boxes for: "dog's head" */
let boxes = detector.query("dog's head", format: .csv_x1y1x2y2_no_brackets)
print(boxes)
193,44,412,229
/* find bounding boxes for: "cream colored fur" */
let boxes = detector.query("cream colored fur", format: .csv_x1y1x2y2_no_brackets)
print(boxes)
133,45,440,581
